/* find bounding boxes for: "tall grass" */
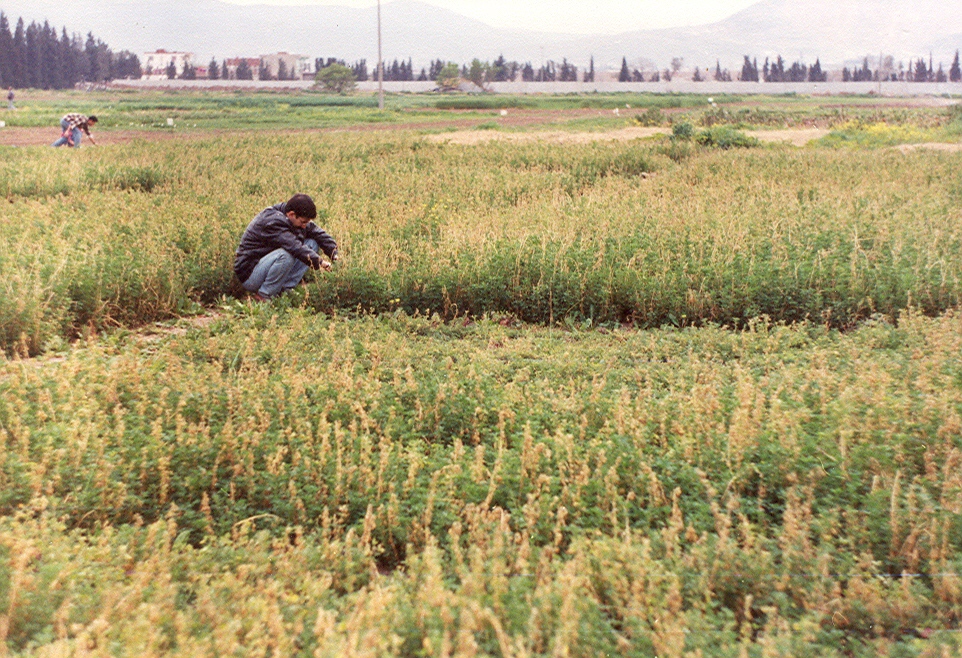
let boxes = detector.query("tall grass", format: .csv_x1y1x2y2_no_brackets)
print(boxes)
0,308,960,654
2,128,961,354
2,97,962,655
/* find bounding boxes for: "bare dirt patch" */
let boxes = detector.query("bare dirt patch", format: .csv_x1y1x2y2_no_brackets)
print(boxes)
745,128,830,146
895,142,962,153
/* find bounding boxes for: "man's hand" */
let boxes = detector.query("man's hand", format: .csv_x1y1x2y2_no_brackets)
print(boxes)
309,253,333,271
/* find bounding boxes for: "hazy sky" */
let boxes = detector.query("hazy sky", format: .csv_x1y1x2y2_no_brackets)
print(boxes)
220,0,761,34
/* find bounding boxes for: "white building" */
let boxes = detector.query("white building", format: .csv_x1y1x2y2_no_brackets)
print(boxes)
142,50,195,80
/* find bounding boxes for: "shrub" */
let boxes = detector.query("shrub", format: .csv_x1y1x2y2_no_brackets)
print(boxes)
672,121,695,139
694,126,759,149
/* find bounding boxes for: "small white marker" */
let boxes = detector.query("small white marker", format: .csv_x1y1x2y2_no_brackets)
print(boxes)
167,118,174,126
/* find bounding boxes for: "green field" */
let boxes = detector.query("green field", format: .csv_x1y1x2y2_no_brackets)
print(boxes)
1,91,961,656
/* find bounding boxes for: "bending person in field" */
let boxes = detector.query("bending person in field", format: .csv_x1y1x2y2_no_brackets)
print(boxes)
51,113,97,147
234,193,339,301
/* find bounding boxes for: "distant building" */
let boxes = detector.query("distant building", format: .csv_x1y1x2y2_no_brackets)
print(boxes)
297,56,316,80
142,49,195,79
260,52,314,80
224,57,262,80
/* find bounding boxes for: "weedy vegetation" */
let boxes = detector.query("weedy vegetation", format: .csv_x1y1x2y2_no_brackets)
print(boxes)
0,91,961,656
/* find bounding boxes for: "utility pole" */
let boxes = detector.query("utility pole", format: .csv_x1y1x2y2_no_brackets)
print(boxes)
377,0,384,110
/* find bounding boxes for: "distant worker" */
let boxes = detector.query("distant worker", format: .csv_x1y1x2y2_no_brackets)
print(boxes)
51,113,98,147
6,88,13,110
234,193,339,301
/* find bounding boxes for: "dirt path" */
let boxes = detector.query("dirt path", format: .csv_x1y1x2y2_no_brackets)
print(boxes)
896,142,962,153
746,128,829,146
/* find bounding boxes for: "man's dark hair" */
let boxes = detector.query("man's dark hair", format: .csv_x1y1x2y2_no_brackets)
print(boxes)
286,193,317,220
87,115,98,123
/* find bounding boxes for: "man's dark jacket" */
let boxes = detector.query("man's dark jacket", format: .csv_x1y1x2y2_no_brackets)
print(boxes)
234,202,338,284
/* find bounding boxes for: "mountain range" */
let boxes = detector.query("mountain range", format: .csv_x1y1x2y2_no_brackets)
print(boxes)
1,0,960,72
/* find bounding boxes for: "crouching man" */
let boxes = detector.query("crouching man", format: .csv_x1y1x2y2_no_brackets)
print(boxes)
234,193,338,301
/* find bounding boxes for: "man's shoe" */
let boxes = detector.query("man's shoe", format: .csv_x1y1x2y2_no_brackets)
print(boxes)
251,292,269,302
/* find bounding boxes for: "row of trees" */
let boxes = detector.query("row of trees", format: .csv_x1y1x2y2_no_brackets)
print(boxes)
0,12,140,89
314,51,961,87
167,50,962,87
842,54,962,83
315,56,594,85
314,49,962,93
735,56,828,82
620,53,961,84
170,49,962,86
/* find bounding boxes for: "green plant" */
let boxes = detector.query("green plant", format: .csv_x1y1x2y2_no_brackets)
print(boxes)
315,63,357,94
672,121,695,139
695,125,760,148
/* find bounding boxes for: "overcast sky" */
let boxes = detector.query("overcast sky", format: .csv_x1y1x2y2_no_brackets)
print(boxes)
220,0,761,34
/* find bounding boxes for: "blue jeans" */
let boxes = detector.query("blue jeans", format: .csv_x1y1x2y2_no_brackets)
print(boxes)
242,239,318,298
51,119,82,147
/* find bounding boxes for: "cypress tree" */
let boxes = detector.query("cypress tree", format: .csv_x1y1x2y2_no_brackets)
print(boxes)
208,58,219,79
58,28,75,87
86,32,112,82
41,21,60,89
24,22,42,88
0,13,12,88
236,59,252,80
11,19,26,88
950,51,961,82
112,51,140,79
913,57,928,82
619,57,630,82
353,59,368,81
0,14,123,88
808,58,825,82
491,55,506,82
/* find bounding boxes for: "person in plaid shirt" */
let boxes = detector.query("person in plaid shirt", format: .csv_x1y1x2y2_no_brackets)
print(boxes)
51,113,98,147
